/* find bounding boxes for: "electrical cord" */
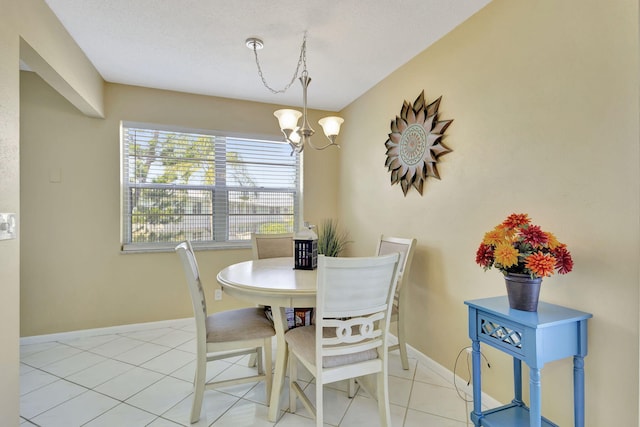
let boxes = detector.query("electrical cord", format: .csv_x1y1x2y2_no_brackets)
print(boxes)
453,346,490,403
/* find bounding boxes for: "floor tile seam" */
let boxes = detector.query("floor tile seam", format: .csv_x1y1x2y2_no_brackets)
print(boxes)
35,350,113,379
334,384,358,427
23,386,97,421
78,401,172,427
113,335,180,351
20,372,93,406
214,393,266,426
59,335,121,351
98,367,177,403
59,391,124,427
398,358,420,426
138,349,196,376
411,377,457,390
84,340,150,359
20,342,84,366
405,406,469,424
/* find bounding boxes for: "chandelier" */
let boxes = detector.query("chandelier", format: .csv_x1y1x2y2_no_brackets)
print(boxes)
246,33,344,153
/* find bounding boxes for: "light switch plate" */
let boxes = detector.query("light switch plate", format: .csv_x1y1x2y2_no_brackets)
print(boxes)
0,213,17,240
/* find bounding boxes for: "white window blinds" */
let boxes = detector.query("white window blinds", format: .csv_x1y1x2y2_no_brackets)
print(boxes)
121,123,300,251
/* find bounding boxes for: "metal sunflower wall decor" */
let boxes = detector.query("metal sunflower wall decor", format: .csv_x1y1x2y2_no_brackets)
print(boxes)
384,91,453,196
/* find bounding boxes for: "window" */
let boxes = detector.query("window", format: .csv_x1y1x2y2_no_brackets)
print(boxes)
121,122,300,252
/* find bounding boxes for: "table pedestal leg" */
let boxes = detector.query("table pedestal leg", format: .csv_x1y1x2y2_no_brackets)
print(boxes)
268,305,288,422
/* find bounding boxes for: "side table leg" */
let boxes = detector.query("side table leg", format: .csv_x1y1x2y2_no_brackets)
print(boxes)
529,367,542,427
471,340,482,425
573,355,585,427
268,305,288,422
513,358,522,405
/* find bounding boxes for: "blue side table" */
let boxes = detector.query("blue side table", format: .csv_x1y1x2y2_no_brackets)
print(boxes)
465,297,592,427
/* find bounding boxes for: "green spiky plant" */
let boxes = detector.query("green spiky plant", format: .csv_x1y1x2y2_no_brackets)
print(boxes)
317,219,351,257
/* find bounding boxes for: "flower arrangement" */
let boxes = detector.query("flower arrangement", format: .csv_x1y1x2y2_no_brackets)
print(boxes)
475,213,573,279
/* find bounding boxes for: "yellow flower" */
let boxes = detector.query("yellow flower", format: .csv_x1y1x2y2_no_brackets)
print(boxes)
482,228,507,246
494,243,519,268
545,232,561,249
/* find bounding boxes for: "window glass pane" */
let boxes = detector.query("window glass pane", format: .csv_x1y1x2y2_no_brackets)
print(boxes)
121,123,299,250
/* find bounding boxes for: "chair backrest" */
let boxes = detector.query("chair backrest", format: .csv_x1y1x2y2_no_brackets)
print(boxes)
251,232,294,260
376,235,417,305
315,253,400,362
175,241,207,341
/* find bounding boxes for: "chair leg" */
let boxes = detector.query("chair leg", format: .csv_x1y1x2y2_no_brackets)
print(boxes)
376,370,391,427
315,379,323,427
256,347,264,375
397,316,409,370
248,353,257,367
347,378,357,398
191,353,207,423
264,337,273,401
288,353,297,413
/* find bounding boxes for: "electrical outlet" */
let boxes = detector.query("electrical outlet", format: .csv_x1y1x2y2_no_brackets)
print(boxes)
0,213,16,240
214,289,222,300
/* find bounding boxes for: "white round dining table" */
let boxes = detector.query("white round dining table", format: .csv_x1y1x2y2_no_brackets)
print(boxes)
216,257,317,422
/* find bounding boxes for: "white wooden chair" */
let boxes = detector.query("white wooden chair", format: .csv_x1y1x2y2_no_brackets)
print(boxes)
248,232,294,367
285,253,401,427
251,232,294,260
175,241,275,424
377,235,417,370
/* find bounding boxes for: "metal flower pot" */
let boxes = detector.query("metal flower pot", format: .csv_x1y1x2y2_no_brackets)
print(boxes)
504,273,542,312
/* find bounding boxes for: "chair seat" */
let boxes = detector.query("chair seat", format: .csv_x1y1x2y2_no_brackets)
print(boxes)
206,307,275,343
286,325,378,368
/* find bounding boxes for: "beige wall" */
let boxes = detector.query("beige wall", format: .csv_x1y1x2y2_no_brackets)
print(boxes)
11,0,640,425
0,0,21,425
19,75,340,336
339,0,639,425
2,0,106,424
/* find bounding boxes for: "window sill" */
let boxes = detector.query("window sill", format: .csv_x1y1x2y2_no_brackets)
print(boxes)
120,241,251,254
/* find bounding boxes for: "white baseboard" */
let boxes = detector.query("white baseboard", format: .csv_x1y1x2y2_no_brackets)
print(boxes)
19,317,193,346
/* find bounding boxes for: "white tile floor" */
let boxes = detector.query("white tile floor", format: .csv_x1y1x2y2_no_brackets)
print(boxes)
20,319,475,426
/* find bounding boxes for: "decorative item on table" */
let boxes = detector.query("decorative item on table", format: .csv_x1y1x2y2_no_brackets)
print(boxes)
475,213,573,311
294,222,318,270
317,218,351,257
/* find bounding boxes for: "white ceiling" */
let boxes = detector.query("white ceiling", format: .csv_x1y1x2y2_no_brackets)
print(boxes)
42,0,491,112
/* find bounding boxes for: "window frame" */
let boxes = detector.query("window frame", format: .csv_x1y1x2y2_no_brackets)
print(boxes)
120,121,302,253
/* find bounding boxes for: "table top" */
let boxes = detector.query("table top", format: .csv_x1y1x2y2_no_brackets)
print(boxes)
217,257,317,298
465,296,592,328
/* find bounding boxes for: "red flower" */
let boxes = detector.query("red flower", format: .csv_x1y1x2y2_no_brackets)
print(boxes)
475,243,494,268
502,213,530,229
521,225,548,248
553,245,574,274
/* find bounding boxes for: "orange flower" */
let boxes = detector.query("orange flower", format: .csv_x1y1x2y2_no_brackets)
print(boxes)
525,252,556,277
494,243,519,268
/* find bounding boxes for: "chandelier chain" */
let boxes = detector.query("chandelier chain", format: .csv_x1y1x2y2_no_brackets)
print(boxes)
251,33,307,94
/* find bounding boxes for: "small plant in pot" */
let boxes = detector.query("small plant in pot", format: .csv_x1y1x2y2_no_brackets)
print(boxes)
475,213,573,311
317,219,351,257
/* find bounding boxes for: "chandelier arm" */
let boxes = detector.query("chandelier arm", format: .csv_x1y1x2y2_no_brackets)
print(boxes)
306,138,340,150
251,34,307,94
